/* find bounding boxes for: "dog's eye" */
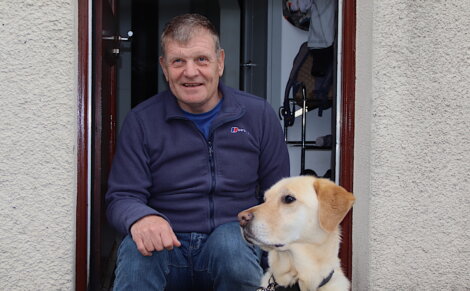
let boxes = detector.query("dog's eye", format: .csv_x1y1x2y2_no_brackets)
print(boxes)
282,195,296,204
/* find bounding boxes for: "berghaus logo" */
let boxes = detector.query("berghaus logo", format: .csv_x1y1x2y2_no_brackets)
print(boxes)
231,127,248,134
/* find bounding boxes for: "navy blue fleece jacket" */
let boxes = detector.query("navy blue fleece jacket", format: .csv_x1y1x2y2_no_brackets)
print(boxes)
105,83,290,235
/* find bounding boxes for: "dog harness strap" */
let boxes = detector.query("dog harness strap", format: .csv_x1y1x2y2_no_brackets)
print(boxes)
257,270,333,290
256,275,279,291
318,270,335,288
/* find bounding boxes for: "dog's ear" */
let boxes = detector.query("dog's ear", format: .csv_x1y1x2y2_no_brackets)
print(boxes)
314,178,355,232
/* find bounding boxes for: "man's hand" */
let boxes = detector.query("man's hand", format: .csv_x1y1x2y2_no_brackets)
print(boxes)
130,215,181,256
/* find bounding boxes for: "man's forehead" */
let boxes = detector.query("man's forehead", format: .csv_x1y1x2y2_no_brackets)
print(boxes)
164,39,218,58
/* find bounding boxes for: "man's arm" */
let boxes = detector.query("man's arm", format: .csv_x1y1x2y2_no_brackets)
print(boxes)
105,112,180,255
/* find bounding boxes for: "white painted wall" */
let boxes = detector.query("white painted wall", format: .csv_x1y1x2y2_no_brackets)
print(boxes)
0,1,77,290
354,0,470,289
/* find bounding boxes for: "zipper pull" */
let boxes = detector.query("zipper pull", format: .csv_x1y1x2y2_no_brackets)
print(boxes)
208,140,213,155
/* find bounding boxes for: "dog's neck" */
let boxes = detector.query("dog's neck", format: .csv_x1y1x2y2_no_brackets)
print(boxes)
292,226,339,252
291,229,340,270
268,228,341,290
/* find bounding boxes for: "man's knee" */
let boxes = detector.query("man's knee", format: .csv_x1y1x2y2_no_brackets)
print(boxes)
114,236,170,284
208,222,253,254
206,223,262,272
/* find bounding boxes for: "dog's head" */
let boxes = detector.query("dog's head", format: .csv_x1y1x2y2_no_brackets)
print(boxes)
238,176,355,251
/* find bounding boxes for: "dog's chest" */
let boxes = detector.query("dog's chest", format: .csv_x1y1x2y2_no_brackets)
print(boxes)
269,251,334,291
268,252,300,286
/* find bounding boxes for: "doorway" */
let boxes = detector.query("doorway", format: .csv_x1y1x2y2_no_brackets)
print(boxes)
76,0,356,290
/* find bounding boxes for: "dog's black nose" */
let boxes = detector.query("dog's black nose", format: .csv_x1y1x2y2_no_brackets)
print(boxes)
238,211,253,227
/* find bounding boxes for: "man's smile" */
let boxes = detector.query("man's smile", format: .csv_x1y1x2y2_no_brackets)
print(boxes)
182,82,203,87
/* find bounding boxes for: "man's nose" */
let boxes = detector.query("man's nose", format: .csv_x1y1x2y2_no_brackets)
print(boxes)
183,61,198,77
237,210,253,227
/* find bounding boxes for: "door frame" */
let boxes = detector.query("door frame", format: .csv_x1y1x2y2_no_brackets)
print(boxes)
76,0,356,288
338,0,356,280
76,0,89,290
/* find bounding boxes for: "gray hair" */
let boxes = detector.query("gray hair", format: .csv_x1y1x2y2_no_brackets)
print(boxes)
160,13,221,58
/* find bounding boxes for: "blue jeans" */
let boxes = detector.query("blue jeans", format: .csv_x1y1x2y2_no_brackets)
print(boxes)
113,222,263,291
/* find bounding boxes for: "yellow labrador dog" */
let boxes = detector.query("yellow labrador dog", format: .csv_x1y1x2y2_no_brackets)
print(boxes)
238,176,355,291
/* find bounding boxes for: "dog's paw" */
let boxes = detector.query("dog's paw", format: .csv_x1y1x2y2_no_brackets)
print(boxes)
260,271,272,286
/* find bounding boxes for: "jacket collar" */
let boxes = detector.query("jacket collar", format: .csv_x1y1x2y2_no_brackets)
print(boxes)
163,82,245,122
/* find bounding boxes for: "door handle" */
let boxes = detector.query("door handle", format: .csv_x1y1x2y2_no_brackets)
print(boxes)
103,31,133,42
240,61,257,68
103,31,133,57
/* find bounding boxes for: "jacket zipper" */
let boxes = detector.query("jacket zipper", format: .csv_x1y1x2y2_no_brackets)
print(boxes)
207,139,216,230
183,118,217,231
181,110,244,231
206,115,245,231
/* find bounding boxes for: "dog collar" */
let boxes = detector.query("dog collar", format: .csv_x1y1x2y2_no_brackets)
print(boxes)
318,270,334,288
256,270,334,291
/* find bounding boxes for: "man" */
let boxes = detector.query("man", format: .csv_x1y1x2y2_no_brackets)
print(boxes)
106,13,290,291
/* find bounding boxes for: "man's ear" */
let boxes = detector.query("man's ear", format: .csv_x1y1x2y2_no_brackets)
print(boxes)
217,49,225,77
159,56,168,82
314,178,355,232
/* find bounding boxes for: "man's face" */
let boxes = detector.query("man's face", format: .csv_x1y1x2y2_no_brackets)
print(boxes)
160,31,225,114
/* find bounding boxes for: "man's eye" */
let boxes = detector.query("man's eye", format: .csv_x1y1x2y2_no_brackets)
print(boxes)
171,59,184,67
197,57,209,63
282,195,296,204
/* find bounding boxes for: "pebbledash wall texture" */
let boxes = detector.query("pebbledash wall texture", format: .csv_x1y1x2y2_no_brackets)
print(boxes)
0,0,77,290
353,0,470,290
0,0,469,290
